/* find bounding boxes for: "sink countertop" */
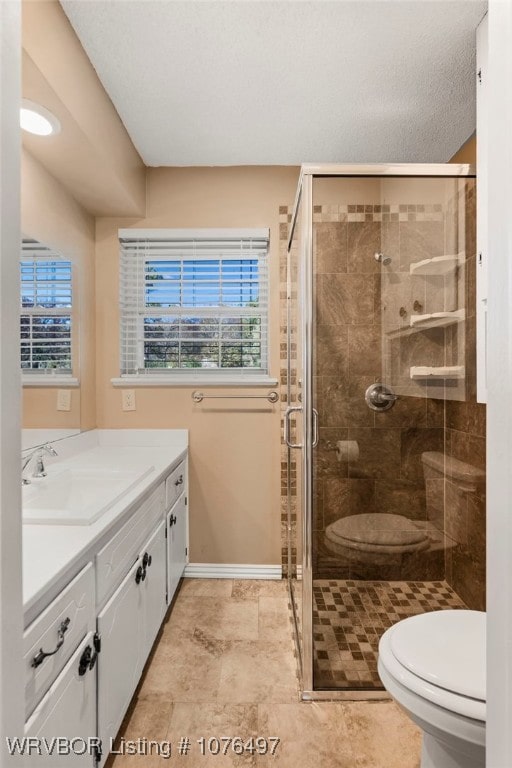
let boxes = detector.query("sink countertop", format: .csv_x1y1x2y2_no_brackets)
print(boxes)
23,429,188,626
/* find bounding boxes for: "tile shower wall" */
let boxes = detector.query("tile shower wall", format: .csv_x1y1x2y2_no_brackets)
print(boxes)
311,204,445,581
280,181,485,609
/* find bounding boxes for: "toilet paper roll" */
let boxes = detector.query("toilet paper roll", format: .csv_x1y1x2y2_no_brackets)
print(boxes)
336,440,359,462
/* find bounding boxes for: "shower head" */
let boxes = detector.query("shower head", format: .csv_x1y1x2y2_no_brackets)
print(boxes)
374,252,392,266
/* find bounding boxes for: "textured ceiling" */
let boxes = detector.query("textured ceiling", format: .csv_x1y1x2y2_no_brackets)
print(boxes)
60,0,486,167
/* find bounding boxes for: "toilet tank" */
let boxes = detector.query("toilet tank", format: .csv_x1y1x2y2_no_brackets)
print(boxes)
421,451,486,532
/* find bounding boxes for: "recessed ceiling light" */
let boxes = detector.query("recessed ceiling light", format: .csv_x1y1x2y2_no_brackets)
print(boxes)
20,99,61,136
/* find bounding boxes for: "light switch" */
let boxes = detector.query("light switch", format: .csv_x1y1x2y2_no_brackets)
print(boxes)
57,389,71,411
122,389,136,411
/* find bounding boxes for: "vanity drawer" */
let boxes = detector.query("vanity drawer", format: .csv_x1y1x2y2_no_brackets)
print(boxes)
24,563,95,718
25,631,97,765
166,460,186,510
96,483,165,607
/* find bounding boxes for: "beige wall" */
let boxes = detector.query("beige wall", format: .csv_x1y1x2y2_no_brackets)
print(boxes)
22,0,146,217
22,149,96,430
96,166,299,564
450,134,476,164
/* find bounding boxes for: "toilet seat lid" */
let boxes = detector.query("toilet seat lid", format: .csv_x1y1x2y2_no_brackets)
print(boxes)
327,513,429,547
390,610,486,702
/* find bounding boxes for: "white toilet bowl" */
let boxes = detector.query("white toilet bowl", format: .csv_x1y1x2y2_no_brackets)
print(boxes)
324,512,431,563
378,610,485,768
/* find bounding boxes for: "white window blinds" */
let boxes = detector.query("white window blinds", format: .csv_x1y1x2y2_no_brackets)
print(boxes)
119,229,270,377
20,240,72,375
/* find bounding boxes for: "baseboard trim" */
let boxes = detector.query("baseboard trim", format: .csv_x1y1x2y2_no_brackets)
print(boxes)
183,563,283,580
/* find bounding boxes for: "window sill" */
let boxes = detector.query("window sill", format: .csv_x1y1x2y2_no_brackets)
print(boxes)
111,375,279,388
22,376,80,388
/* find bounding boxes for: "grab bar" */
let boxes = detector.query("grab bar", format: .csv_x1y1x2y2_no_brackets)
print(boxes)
192,390,279,404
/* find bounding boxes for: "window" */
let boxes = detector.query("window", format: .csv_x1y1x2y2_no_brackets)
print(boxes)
20,240,73,376
119,229,270,380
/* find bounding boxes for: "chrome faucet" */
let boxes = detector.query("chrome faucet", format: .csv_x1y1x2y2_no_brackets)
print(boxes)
22,444,58,485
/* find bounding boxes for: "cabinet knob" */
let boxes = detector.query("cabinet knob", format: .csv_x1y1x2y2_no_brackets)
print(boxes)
135,565,145,584
142,552,153,569
174,475,183,487
78,645,93,676
78,636,100,676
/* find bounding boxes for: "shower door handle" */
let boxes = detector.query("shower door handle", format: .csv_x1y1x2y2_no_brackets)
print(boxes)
284,406,303,449
312,408,319,448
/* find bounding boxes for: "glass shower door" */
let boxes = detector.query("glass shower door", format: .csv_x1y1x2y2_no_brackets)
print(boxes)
285,183,305,679
287,173,319,694
304,168,475,696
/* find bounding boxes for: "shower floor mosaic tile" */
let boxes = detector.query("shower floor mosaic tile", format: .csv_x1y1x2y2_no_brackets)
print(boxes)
313,579,467,689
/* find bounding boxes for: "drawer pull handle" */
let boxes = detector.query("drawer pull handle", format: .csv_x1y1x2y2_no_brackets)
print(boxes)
174,475,183,487
31,617,70,668
169,513,177,527
142,552,152,569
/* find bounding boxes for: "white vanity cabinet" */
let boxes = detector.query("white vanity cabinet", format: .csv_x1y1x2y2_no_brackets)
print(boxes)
23,441,189,767
166,460,187,509
95,484,165,608
24,564,95,718
24,631,98,765
166,459,188,605
167,493,188,604
23,563,97,765
141,520,168,656
97,520,167,767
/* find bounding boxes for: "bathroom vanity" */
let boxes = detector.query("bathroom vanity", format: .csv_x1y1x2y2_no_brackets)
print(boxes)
21,430,188,765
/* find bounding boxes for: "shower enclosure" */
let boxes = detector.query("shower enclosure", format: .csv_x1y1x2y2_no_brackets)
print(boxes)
284,164,483,699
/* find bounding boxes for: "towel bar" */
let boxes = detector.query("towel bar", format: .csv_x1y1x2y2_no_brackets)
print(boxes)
192,390,279,404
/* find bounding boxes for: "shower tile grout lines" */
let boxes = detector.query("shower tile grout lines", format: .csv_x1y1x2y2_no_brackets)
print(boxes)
312,579,467,689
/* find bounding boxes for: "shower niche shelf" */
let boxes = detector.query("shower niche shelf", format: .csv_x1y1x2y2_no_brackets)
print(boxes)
385,308,465,339
410,365,465,381
409,308,465,330
409,254,462,276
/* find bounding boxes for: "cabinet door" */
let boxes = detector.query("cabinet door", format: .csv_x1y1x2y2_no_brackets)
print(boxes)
97,559,144,767
141,521,167,658
24,633,97,766
167,494,188,604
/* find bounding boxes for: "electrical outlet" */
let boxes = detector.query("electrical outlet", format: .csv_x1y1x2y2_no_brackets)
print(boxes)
57,389,71,411
122,389,136,411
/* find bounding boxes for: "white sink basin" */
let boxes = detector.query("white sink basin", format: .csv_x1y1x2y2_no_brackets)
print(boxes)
22,465,155,525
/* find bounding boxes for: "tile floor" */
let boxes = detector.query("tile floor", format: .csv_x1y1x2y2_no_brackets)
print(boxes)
313,580,467,689
106,578,422,768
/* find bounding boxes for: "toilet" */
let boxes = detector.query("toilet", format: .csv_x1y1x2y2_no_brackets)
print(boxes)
324,451,485,565
324,512,431,562
378,610,486,768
